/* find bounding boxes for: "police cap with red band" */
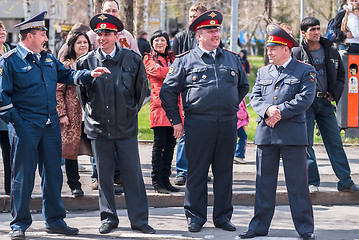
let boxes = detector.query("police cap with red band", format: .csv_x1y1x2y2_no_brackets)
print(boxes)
189,10,223,32
266,23,299,48
90,13,123,33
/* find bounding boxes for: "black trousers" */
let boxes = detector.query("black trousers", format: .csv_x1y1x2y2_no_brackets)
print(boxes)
184,117,236,227
151,126,176,186
65,159,81,190
0,130,11,194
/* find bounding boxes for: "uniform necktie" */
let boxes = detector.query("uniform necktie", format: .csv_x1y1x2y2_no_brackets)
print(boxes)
209,51,215,59
106,54,111,59
28,52,40,65
277,66,284,74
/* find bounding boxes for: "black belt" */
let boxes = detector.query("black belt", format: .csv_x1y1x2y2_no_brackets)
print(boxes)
316,91,328,98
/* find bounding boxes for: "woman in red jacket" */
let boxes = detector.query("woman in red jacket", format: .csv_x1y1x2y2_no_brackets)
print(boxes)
144,30,180,194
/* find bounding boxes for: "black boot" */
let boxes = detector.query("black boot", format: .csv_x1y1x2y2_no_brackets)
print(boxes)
163,179,180,192
153,182,170,194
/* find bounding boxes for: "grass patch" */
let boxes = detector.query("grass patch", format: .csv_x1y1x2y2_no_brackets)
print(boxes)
138,103,153,140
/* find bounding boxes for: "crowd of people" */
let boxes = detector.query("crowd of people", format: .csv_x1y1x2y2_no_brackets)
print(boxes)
0,0,359,240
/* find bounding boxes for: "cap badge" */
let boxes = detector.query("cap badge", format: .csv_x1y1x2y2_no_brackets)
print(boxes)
268,36,274,41
209,12,217,18
98,14,107,21
100,23,107,29
268,25,275,32
210,20,216,25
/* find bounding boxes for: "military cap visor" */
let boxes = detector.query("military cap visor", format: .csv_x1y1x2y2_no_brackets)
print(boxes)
14,11,48,31
90,13,124,33
266,23,299,48
189,10,223,32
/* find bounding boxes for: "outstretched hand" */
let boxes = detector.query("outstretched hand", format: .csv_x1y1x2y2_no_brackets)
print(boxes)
91,67,111,77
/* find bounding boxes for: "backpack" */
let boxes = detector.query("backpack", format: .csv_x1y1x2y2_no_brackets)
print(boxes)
325,18,336,42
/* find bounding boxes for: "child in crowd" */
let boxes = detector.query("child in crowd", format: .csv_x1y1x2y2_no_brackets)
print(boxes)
234,99,249,164
239,49,250,76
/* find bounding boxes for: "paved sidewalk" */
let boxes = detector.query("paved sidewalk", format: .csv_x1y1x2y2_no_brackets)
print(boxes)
0,143,359,212
0,205,359,239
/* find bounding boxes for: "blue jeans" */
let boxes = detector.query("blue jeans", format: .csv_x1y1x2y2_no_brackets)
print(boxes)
175,134,187,177
306,97,354,190
234,127,247,158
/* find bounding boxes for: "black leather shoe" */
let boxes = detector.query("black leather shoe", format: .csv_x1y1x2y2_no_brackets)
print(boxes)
239,230,267,239
11,230,25,240
339,183,359,192
188,222,202,233
71,189,84,197
174,175,186,186
46,225,79,235
99,223,116,234
301,232,315,240
215,221,236,231
132,224,156,234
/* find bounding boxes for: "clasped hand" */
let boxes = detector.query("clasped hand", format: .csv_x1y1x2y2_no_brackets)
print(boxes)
265,105,281,128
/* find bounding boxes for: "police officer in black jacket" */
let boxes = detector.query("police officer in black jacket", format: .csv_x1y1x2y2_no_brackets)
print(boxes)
77,13,155,235
160,10,249,233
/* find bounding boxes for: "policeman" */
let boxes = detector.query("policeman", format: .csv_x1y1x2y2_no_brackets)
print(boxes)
0,11,109,240
160,10,249,233
77,13,155,235
239,23,316,240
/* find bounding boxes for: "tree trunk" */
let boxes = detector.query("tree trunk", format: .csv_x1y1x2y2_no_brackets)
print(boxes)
123,0,134,34
94,0,103,14
264,0,272,65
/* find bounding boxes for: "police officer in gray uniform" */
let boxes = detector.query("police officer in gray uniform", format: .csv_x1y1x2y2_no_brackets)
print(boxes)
239,23,316,240
160,10,249,233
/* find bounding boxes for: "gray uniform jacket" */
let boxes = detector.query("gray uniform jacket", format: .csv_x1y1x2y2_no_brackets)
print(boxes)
77,46,148,139
250,57,317,145
160,46,249,125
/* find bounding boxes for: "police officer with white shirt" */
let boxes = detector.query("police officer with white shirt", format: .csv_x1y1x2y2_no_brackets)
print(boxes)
160,10,249,233
239,23,316,240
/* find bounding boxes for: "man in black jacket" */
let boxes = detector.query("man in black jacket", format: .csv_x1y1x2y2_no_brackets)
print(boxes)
171,3,207,55
77,13,155,235
292,17,359,193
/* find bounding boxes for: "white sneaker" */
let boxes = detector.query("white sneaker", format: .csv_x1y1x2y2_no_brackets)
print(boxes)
234,157,246,164
61,164,66,173
308,185,319,193
78,163,86,172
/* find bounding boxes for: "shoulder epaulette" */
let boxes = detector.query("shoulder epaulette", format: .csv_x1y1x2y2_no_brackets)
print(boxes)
223,48,238,55
296,59,312,66
2,49,15,59
175,50,190,58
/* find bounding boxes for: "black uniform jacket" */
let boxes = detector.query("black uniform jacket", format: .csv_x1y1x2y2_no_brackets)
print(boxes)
77,46,148,139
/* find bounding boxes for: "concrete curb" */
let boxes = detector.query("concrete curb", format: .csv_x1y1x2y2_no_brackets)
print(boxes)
1,191,359,212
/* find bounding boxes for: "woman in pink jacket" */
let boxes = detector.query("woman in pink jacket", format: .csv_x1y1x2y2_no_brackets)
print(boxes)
144,30,181,194
234,99,250,164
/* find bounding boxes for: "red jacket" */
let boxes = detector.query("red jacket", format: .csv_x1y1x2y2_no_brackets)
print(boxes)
144,51,183,128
